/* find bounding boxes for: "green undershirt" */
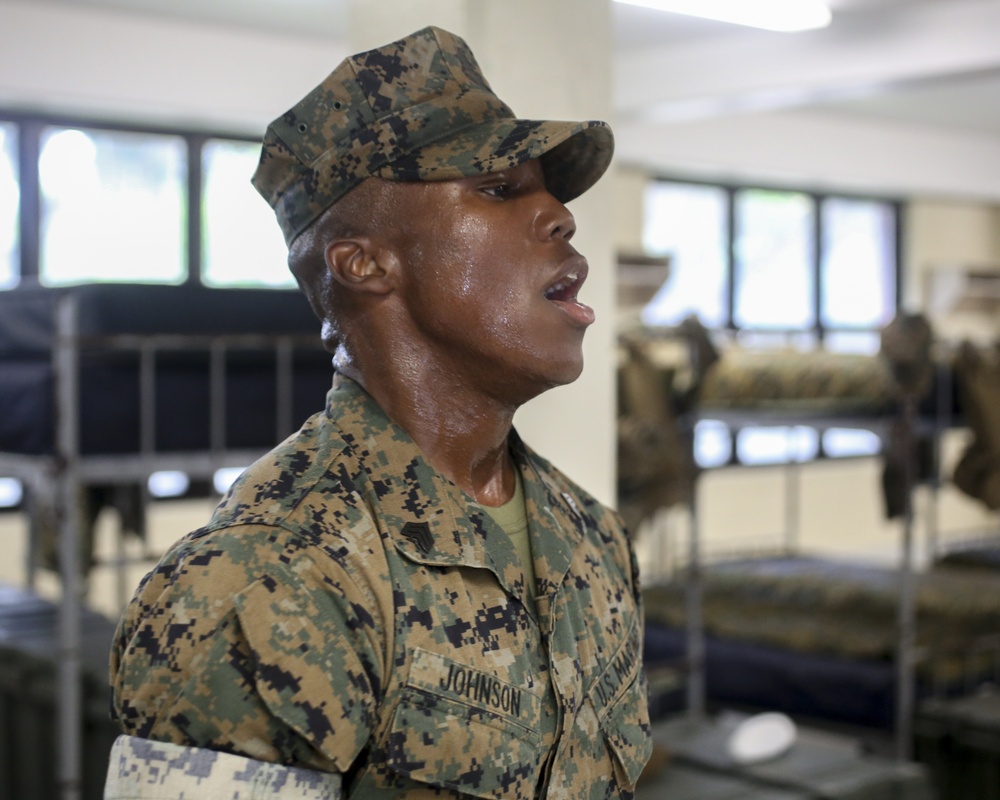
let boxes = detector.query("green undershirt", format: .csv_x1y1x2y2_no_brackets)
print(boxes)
481,468,536,610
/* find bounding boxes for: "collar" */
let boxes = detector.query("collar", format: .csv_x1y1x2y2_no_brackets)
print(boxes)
325,374,587,612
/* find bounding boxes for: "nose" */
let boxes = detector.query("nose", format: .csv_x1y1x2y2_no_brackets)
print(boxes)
534,192,576,242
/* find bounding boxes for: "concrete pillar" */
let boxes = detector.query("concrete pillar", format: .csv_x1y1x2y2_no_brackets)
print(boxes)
349,0,618,505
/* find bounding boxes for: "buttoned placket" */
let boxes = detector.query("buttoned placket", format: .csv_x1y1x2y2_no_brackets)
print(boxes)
524,475,591,799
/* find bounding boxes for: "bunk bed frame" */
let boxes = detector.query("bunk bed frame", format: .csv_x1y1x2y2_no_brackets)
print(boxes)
0,283,334,800
624,317,968,796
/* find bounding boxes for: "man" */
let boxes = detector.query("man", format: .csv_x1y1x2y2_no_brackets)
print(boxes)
106,25,651,800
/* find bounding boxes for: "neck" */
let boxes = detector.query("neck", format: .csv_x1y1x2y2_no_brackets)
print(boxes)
338,352,519,507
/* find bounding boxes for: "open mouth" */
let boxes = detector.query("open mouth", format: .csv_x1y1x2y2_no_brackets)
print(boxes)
543,265,596,327
544,270,585,303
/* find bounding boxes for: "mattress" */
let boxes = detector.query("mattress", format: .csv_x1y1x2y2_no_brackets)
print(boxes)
644,555,1000,685
0,284,334,456
934,538,1000,573
644,621,900,729
697,349,895,415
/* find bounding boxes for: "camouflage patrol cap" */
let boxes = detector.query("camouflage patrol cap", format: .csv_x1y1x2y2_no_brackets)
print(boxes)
252,25,614,245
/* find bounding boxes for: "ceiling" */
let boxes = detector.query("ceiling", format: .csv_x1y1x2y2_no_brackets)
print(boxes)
609,0,1000,198
613,0,1000,134
19,0,1000,199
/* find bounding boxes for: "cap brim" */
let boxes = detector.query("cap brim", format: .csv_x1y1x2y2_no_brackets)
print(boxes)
376,118,614,203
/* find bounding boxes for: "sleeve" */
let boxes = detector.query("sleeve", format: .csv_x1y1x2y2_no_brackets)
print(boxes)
110,524,385,774
104,735,343,799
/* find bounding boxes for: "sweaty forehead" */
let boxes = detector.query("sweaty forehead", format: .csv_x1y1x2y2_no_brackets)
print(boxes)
333,157,548,242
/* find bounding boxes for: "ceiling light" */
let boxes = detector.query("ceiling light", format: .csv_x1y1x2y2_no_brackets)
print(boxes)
613,0,832,32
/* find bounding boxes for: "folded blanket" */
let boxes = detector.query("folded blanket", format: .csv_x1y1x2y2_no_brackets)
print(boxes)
644,555,1000,682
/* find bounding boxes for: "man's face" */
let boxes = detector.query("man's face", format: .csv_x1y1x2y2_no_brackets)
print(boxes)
381,158,594,404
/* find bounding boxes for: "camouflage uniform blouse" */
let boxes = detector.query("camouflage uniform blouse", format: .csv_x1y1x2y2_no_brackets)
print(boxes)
109,374,651,799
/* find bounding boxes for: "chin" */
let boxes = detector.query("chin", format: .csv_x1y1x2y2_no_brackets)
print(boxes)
558,359,585,385
537,356,585,392
500,361,582,407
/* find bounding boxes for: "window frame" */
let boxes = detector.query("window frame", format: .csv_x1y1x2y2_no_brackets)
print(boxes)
643,173,904,344
0,109,261,290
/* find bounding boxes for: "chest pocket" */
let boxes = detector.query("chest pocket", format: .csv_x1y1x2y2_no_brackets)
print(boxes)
587,621,653,790
384,648,544,800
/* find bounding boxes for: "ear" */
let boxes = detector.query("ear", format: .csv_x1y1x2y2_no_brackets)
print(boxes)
324,238,396,296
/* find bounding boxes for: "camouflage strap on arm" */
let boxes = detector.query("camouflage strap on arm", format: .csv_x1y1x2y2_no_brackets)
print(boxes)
104,735,342,799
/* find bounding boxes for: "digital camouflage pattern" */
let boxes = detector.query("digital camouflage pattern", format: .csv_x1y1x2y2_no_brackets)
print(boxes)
105,735,341,799
251,25,614,245
110,374,651,799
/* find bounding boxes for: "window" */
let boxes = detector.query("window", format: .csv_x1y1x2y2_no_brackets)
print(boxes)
1,115,300,289
642,182,728,328
0,477,22,509
641,178,900,466
38,126,187,285
147,470,190,499
643,179,897,340
734,189,814,331
821,196,897,351
693,419,732,468
202,138,292,288
736,426,819,466
822,428,881,458
0,123,17,289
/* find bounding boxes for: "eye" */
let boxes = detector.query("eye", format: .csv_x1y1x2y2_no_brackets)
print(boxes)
481,181,513,199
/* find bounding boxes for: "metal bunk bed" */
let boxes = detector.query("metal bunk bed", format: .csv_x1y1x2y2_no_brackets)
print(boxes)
626,319,940,797
913,338,1000,799
638,408,933,798
0,283,334,800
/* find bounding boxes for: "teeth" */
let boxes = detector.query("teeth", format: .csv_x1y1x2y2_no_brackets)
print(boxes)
546,272,578,300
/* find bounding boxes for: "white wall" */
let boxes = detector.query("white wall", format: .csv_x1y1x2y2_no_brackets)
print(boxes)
614,0,1000,204
0,0,347,133
614,167,649,257
905,199,1000,293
